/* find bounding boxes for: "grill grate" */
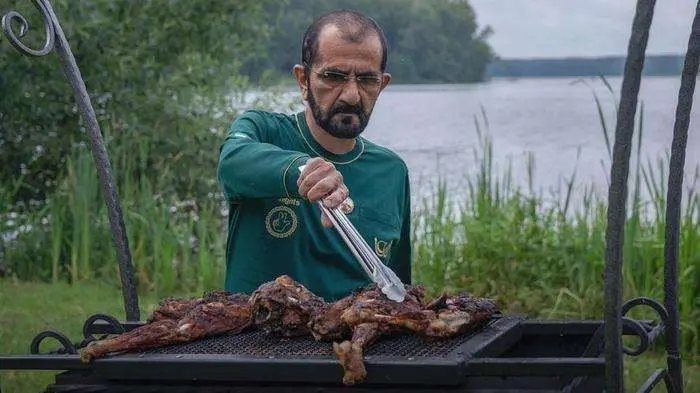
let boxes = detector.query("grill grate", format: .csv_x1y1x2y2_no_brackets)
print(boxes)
140,323,490,359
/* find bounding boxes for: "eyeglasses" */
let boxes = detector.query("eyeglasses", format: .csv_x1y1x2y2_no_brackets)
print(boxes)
310,69,383,91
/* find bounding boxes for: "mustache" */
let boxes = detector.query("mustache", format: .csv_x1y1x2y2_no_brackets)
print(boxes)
330,103,365,118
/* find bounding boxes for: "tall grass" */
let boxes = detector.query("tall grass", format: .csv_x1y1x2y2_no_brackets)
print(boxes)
1,136,227,298
412,127,699,359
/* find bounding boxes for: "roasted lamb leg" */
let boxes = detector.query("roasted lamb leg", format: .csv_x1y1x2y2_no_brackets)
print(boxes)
249,275,326,337
330,284,435,385
147,296,204,323
80,292,251,362
80,318,187,362
332,322,382,386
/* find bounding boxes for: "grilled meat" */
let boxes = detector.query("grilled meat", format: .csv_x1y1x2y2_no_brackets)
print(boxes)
176,292,252,338
80,319,186,362
311,284,434,340
330,284,436,385
80,292,251,362
340,284,434,332
308,292,356,341
146,290,241,323
147,296,204,323
424,292,500,338
78,274,499,388
332,322,381,385
249,275,326,337
323,284,499,385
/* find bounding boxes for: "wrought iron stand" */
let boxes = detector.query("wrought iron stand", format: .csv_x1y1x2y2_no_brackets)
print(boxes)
1,0,140,321
602,0,698,391
2,0,697,392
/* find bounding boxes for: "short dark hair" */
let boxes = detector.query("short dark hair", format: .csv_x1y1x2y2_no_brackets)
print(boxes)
301,9,388,72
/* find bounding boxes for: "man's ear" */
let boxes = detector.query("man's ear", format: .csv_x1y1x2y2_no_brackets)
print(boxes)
293,64,309,101
379,72,392,93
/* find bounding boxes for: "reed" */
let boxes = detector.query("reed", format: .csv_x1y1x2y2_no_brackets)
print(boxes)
412,130,699,360
1,138,227,298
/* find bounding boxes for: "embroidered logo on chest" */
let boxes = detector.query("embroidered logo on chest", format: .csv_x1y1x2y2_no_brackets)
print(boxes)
374,238,393,258
265,206,298,238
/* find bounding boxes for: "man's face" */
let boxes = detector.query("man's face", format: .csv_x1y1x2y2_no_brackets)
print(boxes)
301,26,390,139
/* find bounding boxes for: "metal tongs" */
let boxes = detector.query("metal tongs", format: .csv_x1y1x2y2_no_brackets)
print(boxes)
299,165,407,302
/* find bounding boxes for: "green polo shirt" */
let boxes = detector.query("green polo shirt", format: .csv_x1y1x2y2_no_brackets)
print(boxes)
216,110,412,301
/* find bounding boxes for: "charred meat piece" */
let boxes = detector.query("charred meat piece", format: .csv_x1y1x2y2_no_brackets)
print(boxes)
81,292,251,362
327,285,498,385
332,322,381,386
340,284,434,333
146,296,204,323
310,284,431,342
308,292,356,341
175,292,252,338
424,292,499,338
249,275,326,337
145,290,235,323
80,319,187,362
331,284,435,386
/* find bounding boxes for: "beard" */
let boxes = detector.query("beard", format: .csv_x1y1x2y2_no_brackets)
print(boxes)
306,84,371,139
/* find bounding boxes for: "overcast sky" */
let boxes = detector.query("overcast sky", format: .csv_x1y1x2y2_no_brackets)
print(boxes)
469,0,696,58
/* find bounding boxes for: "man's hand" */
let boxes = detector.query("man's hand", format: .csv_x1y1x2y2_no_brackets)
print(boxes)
297,157,349,228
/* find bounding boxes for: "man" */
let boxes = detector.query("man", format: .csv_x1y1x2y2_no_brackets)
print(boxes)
216,9,411,301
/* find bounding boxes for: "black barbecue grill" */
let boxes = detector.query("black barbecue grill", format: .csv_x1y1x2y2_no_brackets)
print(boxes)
1,0,697,392
4,314,631,392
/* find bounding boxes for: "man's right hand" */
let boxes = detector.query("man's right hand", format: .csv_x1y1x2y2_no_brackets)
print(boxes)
297,157,349,228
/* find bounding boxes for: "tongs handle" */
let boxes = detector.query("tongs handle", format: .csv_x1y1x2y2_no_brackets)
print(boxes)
318,202,377,278
298,165,406,302
319,202,407,302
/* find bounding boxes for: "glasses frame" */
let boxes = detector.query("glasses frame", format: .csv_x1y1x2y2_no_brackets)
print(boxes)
306,65,384,92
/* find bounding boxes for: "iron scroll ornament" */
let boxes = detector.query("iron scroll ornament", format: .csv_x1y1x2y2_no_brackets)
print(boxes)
1,0,54,56
1,0,141,321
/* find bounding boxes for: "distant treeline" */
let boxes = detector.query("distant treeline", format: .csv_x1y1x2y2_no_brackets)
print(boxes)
242,0,495,84
487,54,685,78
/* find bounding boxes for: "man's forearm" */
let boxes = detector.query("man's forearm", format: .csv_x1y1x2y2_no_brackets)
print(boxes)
217,137,310,201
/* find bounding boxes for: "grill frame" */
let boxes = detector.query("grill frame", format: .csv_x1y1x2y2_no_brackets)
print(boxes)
3,317,649,392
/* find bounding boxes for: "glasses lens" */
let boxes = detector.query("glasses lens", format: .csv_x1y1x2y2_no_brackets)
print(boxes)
357,75,381,89
320,71,347,86
317,70,382,91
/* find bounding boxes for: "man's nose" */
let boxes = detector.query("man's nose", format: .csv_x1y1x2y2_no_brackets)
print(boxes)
338,78,361,105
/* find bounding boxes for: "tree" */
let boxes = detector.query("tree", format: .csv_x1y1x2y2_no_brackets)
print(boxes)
242,0,495,84
0,0,276,204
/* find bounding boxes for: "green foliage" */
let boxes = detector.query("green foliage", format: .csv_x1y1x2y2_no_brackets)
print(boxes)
242,0,495,84
0,0,276,204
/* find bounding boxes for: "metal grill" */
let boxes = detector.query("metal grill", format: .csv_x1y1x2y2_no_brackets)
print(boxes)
141,325,487,358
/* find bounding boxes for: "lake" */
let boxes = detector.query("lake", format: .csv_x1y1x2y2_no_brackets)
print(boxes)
254,76,699,206
356,76,700,206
